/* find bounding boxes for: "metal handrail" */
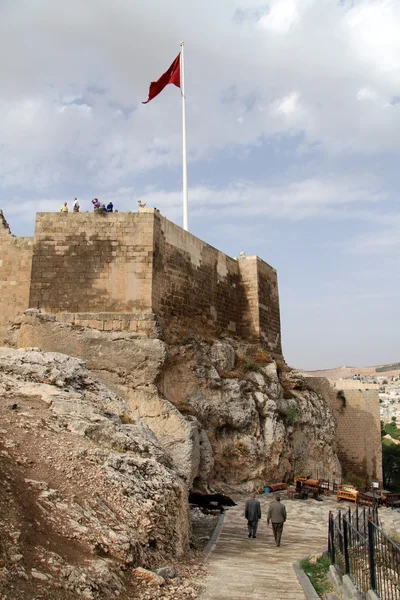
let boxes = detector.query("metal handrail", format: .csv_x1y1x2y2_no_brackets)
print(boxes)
328,507,400,599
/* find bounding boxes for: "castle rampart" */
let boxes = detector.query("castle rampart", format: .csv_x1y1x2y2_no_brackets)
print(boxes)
305,377,383,482
0,212,33,343
0,209,282,354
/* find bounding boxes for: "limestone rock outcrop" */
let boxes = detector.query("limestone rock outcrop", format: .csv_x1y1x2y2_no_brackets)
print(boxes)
8,312,341,490
159,340,341,489
0,347,189,599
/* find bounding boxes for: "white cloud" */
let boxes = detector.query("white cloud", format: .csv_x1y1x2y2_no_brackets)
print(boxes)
276,92,300,115
349,214,400,254
4,172,384,231
344,0,400,75
1,0,400,194
258,0,304,33
356,87,378,101
134,174,386,224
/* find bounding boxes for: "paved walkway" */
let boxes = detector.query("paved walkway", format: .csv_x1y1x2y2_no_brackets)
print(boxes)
199,493,400,600
199,495,337,600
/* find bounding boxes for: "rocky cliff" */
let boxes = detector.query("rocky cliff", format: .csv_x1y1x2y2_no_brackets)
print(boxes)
159,340,341,489
0,347,190,599
7,311,341,490
0,312,342,597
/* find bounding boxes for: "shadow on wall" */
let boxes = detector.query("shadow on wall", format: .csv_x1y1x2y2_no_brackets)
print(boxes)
152,236,252,341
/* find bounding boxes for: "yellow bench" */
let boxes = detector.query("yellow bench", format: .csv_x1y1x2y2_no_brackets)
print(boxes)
336,485,358,503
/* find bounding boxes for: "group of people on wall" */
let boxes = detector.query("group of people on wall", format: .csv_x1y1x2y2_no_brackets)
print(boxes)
60,198,116,213
60,199,148,214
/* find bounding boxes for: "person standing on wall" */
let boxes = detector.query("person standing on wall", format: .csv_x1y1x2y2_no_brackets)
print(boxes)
267,495,287,547
60,202,68,213
245,493,261,539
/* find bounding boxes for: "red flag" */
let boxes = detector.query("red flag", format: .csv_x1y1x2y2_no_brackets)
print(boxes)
142,54,181,104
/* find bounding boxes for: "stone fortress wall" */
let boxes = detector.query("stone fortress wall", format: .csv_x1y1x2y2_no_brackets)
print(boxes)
0,211,33,344
0,208,282,355
305,377,383,482
0,208,383,483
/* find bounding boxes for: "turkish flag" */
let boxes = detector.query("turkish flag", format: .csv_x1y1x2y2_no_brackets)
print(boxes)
142,54,181,104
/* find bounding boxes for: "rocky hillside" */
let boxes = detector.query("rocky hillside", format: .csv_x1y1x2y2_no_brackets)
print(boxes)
0,348,191,599
0,313,342,598
300,362,400,379
7,311,341,490
160,340,341,489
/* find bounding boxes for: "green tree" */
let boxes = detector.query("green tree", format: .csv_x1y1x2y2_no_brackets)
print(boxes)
382,443,400,490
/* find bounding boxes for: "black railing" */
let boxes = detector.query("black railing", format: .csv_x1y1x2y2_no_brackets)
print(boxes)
328,507,400,599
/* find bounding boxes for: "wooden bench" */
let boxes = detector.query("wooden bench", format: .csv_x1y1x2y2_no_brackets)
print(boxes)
319,479,330,494
294,477,322,491
294,477,308,488
337,485,358,503
268,483,287,493
386,493,400,510
357,492,379,507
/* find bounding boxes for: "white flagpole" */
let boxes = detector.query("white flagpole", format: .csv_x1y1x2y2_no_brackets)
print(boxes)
180,41,189,231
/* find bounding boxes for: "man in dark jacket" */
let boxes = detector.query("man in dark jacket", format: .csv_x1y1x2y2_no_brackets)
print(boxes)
267,495,287,547
245,494,261,538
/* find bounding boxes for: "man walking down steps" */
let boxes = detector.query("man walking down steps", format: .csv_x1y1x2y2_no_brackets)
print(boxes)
267,495,287,547
245,493,262,538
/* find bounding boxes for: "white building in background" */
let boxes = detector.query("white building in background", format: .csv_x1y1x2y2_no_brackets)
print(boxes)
380,402,400,423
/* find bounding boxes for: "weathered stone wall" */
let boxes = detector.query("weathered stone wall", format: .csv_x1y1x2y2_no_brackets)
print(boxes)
236,256,259,338
305,377,383,482
0,209,282,354
152,215,248,338
29,212,154,314
238,257,281,355
0,212,33,343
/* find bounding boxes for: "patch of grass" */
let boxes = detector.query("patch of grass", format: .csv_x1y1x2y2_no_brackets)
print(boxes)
251,348,272,365
281,406,300,426
220,352,262,379
245,358,262,372
300,553,332,597
219,369,247,380
219,346,273,379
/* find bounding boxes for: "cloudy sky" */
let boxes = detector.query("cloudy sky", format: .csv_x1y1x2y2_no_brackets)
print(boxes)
1,0,399,369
